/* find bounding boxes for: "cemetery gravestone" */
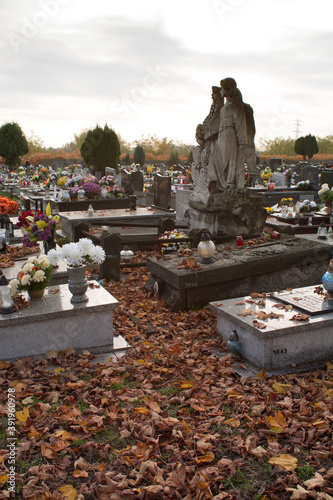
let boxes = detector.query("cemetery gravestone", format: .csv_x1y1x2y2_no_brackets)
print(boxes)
153,174,172,210
269,158,284,171
320,170,333,189
271,172,286,187
132,169,144,192
121,171,134,195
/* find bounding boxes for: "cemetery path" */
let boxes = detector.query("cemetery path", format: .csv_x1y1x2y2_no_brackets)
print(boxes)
0,260,333,499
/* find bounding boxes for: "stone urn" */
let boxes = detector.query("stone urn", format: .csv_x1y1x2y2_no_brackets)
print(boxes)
67,265,88,303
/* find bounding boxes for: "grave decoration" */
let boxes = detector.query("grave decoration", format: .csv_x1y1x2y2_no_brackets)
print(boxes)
10,254,54,300
157,229,189,254
318,183,333,213
0,196,19,237
47,238,105,303
18,203,60,254
99,175,125,198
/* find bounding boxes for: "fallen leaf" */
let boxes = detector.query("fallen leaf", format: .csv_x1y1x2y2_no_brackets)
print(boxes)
303,472,326,489
269,453,298,471
59,484,78,499
290,313,309,322
253,319,267,329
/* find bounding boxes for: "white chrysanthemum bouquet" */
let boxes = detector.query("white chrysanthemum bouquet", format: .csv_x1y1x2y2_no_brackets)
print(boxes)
10,255,54,296
47,238,106,268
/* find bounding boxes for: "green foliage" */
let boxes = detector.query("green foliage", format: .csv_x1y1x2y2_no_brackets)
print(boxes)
80,124,120,174
294,134,319,160
257,136,295,156
0,122,29,167
187,150,194,163
294,136,306,158
297,463,316,481
133,134,194,157
133,144,145,166
124,152,131,165
169,148,180,166
27,130,45,154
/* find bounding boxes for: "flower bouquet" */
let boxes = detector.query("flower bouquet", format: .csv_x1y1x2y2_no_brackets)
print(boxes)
299,200,319,213
260,169,272,185
57,176,68,187
318,184,333,202
47,238,106,303
99,175,117,189
279,197,295,207
17,203,60,252
158,229,189,254
0,197,19,216
47,238,105,267
10,255,54,298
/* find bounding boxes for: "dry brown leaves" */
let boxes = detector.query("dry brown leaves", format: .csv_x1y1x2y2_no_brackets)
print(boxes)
0,264,332,499
176,257,202,271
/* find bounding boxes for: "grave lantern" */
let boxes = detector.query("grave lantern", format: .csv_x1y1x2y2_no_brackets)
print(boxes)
120,247,134,262
0,272,14,314
197,232,215,264
317,222,328,240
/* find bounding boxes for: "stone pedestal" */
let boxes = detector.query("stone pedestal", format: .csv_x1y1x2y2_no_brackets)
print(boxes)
0,283,120,360
186,189,267,238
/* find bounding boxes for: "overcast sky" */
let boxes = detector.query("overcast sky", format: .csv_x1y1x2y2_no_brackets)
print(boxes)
1,0,332,149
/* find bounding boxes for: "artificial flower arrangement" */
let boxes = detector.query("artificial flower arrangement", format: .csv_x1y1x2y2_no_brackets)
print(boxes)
279,197,295,207
283,168,297,182
158,229,190,254
47,238,105,267
80,174,99,185
31,173,41,183
17,203,60,247
0,196,19,216
260,169,272,184
296,180,311,190
299,200,319,213
110,184,125,197
99,175,117,189
69,186,79,198
57,176,68,186
10,255,54,296
65,175,82,188
318,184,333,202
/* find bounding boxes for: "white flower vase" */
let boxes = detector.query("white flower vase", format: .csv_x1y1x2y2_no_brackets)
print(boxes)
67,265,88,303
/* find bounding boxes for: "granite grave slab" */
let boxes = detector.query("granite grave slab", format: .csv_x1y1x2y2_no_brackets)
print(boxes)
0,282,123,361
210,284,333,374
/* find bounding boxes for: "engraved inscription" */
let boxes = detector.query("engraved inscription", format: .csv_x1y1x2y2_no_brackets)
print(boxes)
273,348,287,355
185,282,198,288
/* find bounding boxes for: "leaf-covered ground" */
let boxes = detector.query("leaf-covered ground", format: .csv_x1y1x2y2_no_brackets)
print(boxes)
1,263,333,499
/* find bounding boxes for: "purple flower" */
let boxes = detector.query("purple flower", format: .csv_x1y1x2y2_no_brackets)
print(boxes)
37,229,47,241
83,182,101,196
22,234,36,247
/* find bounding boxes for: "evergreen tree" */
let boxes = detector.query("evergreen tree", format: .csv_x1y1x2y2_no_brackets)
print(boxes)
0,122,29,168
294,134,319,160
124,153,131,165
133,144,145,166
187,150,194,164
80,124,120,174
168,149,180,166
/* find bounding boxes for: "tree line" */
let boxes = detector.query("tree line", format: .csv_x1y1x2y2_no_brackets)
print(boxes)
0,121,332,169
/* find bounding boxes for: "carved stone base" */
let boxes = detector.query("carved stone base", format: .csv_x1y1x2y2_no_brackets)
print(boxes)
186,189,267,237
